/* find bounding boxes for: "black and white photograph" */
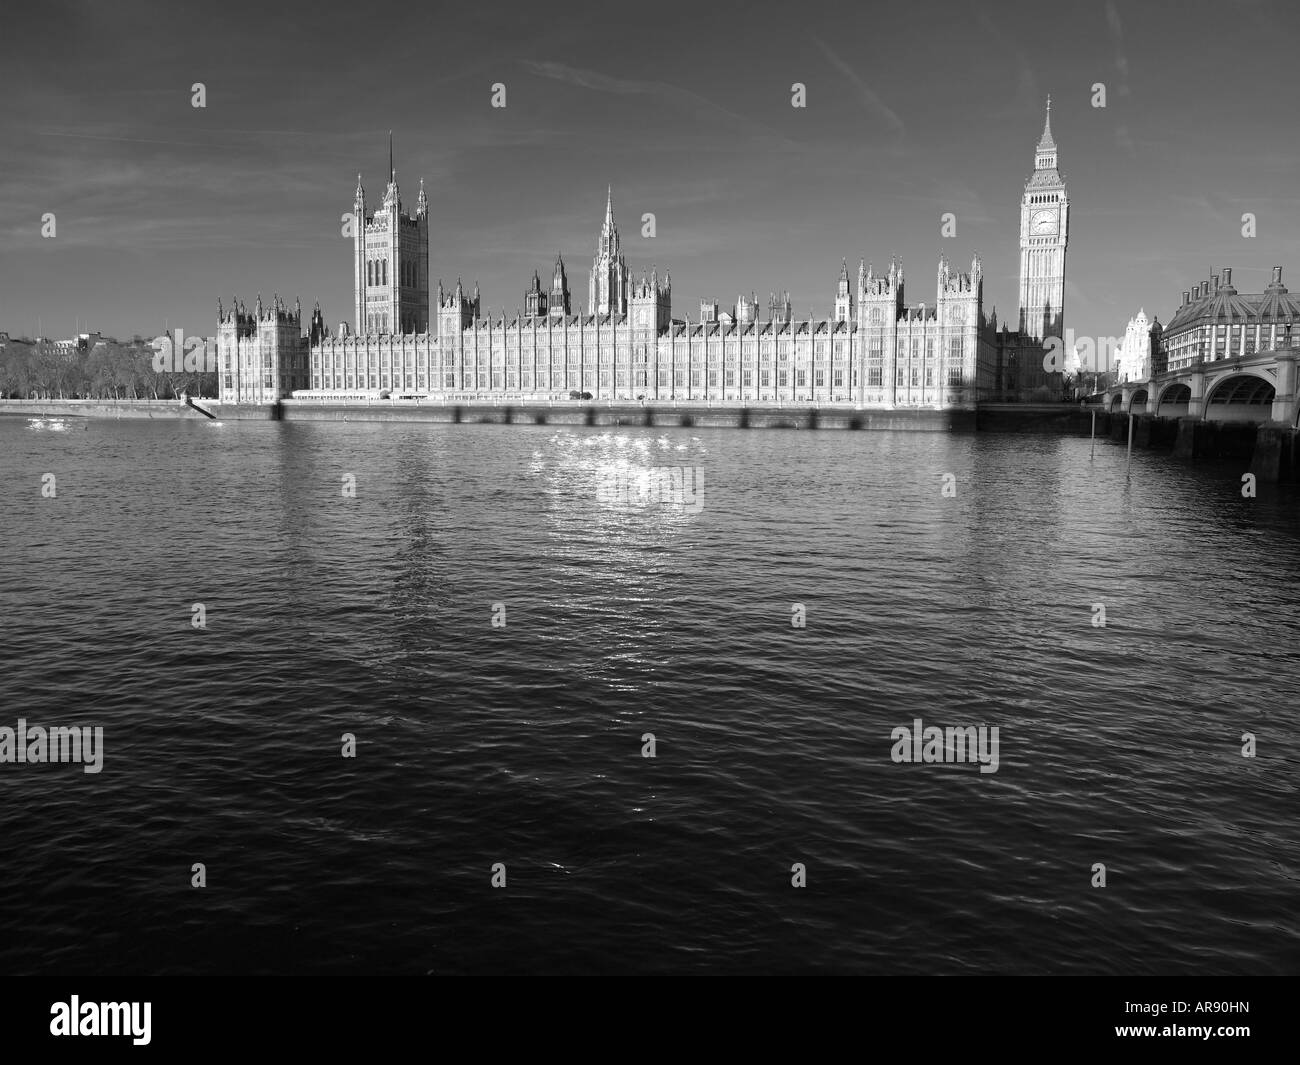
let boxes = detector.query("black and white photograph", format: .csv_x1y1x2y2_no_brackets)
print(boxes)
0,0,1294,1047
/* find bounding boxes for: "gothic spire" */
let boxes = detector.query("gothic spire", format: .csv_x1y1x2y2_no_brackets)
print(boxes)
595,185,620,259
417,178,428,217
1038,95,1056,151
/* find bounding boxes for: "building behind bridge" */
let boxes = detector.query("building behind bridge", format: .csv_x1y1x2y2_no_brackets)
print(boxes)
1160,266,1300,372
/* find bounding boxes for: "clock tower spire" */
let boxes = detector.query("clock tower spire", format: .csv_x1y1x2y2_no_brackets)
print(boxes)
1018,97,1068,340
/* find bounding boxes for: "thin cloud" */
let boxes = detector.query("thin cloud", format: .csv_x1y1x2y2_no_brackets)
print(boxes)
809,36,905,136
1104,1,1131,97
520,60,750,127
971,4,1040,114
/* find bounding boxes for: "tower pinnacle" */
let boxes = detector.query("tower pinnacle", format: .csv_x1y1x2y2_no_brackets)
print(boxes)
589,186,627,316
1038,96,1055,152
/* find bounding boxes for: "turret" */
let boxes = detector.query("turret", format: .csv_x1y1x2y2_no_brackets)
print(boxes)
525,270,547,317
835,259,853,322
550,253,571,316
309,301,327,345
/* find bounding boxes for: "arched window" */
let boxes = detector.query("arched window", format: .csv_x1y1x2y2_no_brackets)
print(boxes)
382,261,388,286
366,261,372,286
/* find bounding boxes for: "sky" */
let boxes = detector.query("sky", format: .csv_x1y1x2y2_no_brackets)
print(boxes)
2,0,1298,348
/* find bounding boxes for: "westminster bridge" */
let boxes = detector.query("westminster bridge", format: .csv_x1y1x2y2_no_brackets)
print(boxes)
1103,348,1299,426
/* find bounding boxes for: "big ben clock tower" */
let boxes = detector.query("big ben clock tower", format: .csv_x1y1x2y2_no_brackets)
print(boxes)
1018,97,1068,340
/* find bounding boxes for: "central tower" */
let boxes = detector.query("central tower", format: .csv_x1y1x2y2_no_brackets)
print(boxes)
588,186,628,316
352,137,429,336
1018,98,1068,340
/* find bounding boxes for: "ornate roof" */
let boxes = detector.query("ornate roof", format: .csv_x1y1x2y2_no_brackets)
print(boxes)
1165,270,1300,332
1026,168,1065,189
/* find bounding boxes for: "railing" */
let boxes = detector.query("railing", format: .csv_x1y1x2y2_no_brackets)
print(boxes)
0,396,213,405
280,394,917,411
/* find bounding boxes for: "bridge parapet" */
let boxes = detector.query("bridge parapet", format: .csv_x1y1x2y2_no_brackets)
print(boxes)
1105,349,1297,425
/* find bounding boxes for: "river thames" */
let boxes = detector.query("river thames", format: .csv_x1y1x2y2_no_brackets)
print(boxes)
0,416,1296,974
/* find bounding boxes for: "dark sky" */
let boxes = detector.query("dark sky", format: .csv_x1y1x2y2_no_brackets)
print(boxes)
3,0,1298,348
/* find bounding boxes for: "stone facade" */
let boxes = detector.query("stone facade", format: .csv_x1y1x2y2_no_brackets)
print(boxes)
219,108,1066,408
217,294,321,404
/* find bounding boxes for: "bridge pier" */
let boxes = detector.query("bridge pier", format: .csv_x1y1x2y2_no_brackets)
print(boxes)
1271,353,1297,424
1187,366,1206,420
1249,423,1300,483
1172,417,1257,463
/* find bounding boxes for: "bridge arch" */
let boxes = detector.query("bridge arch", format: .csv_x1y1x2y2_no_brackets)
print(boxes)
1204,373,1276,423
1156,383,1191,418
1108,393,1124,412
1126,388,1148,413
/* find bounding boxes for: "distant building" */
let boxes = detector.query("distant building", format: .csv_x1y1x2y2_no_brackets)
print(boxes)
1161,267,1300,371
1115,309,1162,382
218,105,1069,408
52,332,103,356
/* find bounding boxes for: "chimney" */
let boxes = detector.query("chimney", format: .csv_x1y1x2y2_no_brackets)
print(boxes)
1273,266,1284,285
1212,274,1220,294
1222,267,1232,287
1182,291,1190,306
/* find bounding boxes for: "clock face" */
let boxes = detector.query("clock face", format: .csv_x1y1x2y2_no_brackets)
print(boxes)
1031,210,1057,235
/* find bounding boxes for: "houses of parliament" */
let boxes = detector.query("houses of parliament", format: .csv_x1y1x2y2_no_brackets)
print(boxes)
217,104,1069,408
